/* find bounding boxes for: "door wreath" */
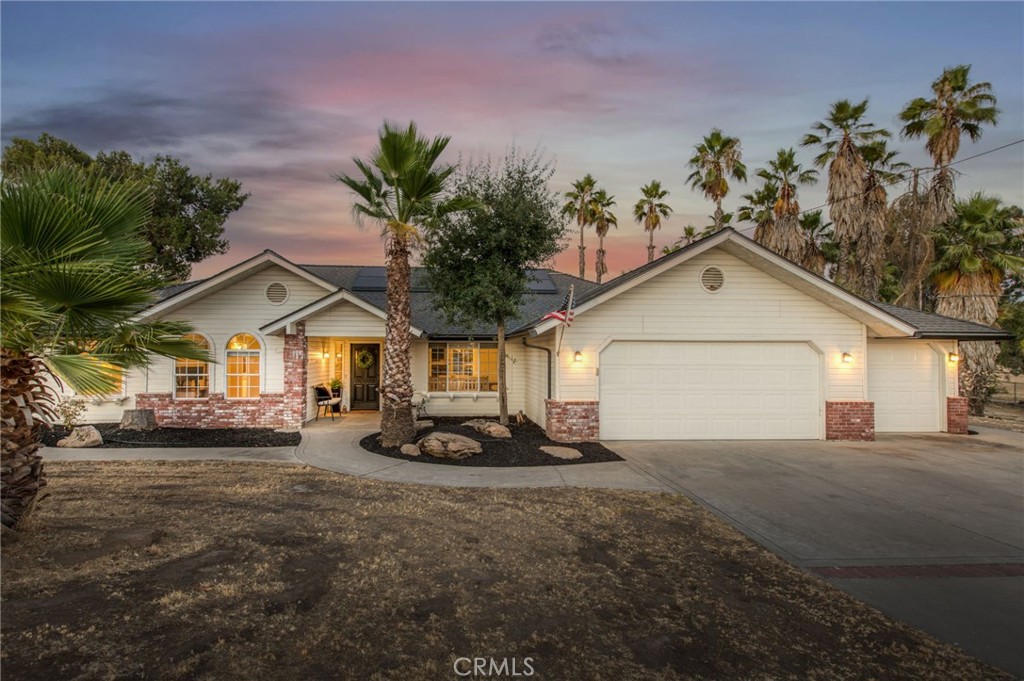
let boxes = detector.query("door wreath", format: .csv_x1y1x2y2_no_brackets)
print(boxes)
354,348,376,370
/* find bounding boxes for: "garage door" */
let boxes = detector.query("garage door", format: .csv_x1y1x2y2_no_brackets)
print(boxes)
599,342,821,440
868,342,941,432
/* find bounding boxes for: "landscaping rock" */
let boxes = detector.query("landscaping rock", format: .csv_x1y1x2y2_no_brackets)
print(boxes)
540,446,583,460
461,419,512,439
414,420,434,432
418,432,482,460
400,444,421,457
57,425,103,448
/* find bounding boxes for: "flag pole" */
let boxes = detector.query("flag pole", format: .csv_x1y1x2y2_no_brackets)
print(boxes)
555,285,574,357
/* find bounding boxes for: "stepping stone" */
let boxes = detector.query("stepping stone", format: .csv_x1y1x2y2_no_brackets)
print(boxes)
541,446,583,460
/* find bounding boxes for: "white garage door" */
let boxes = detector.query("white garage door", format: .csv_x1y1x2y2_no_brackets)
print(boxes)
868,342,941,432
599,342,821,440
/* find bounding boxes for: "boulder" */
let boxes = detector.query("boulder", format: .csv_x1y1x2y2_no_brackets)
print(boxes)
414,420,434,432
461,419,512,439
119,409,157,431
57,425,103,449
540,446,583,460
400,444,421,457
418,432,482,460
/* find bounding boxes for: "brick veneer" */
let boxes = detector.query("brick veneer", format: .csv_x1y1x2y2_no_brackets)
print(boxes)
825,400,875,441
946,396,969,435
545,400,599,443
137,323,308,429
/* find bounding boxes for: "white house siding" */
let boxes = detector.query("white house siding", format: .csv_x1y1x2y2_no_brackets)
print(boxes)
304,302,385,338
522,332,556,428
556,249,867,404
412,341,527,418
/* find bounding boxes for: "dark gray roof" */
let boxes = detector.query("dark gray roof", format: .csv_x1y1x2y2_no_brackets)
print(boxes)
155,279,205,301
874,303,1014,340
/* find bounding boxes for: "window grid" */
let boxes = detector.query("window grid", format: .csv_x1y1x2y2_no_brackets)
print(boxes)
226,333,261,399
427,342,498,393
175,334,210,399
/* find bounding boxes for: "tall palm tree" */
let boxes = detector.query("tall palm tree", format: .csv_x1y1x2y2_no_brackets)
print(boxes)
932,193,1024,415
633,181,672,263
801,99,889,293
563,174,597,279
686,129,747,231
1,168,208,529
738,180,779,247
756,148,818,262
889,169,937,310
591,189,618,284
900,65,999,222
661,225,699,255
335,121,473,446
857,140,911,300
798,210,835,276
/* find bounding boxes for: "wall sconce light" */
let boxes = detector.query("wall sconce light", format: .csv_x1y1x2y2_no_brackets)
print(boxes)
336,353,343,359
841,352,853,364
948,353,960,363
322,350,329,359
573,351,583,363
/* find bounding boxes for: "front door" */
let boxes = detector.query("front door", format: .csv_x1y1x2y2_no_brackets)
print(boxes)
350,343,380,410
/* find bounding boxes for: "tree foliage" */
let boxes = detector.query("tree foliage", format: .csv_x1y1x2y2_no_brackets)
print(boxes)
1,133,249,282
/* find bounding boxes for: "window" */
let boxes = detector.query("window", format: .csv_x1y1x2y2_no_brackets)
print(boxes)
97,363,124,395
427,342,499,392
175,334,210,399
226,333,261,399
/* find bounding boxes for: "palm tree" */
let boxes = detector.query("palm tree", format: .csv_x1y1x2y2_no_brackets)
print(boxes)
738,180,779,246
633,181,672,263
900,65,999,221
591,189,618,284
798,210,835,276
335,121,473,445
801,99,890,293
857,140,911,300
563,174,597,279
932,193,1024,415
1,167,208,529
661,225,700,255
756,148,818,262
686,129,747,231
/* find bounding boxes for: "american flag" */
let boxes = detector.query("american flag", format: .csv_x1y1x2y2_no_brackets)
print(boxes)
542,285,576,326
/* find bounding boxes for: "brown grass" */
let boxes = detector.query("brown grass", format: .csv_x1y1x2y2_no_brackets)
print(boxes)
1,461,1010,681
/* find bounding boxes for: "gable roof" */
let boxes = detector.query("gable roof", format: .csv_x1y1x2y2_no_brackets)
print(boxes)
873,303,1014,340
260,289,424,338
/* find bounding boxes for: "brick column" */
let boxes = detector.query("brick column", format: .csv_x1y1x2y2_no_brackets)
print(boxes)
282,322,308,429
946,396,969,435
544,400,599,443
825,401,875,441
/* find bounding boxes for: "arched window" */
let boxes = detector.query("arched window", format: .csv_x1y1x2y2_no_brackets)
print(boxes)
175,333,210,399
226,333,261,399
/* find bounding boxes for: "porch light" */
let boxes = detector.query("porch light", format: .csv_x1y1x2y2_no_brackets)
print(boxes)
948,353,960,363
841,352,853,364
574,351,583,363
322,350,329,359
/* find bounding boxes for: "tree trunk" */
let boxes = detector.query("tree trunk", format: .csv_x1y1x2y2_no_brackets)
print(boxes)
119,409,157,431
714,199,724,231
380,233,415,447
1,350,52,530
647,229,655,263
497,320,508,426
578,224,586,279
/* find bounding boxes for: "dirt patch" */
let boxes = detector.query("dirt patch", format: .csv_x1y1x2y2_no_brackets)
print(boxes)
40,424,301,448
970,401,1024,433
0,461,1010,680
361,417,622,466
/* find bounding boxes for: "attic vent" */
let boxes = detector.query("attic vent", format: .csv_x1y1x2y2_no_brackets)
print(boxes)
265,282,289,305
700,266,725,293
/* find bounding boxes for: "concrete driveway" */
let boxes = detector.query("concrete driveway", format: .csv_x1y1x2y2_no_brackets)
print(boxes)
609,427,1024,677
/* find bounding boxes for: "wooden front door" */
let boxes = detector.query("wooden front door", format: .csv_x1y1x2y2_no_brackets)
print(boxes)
350,344,380,410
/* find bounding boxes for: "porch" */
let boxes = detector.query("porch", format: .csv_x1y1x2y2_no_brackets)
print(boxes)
305,336,383,421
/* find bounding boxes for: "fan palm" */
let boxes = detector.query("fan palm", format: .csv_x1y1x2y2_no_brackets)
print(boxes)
335,121,474,446
1,167,209,529
798,210,835,276
738,180,779,247
686,129,747,231
932,193,1024,415
756,149,818,262
592,189,618,284
633,181,672,263
563,174,597,279
801,99,889,292
855,140,911,300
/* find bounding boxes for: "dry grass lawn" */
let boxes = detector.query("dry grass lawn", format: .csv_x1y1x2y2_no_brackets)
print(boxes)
1,461,1010,681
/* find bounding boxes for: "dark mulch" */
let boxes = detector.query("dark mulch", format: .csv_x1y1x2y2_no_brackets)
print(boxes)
360,416,623,467
40,424,301,449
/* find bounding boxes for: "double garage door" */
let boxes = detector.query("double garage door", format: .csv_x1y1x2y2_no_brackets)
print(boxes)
599,342,821,440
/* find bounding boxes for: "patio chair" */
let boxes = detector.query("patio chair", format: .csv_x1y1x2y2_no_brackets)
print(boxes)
313,385,342,421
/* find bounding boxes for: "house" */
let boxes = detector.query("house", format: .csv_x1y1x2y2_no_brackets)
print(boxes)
70,228,1011,442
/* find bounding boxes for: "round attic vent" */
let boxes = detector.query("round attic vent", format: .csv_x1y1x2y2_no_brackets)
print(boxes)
700,266,725,293
265,282,289,305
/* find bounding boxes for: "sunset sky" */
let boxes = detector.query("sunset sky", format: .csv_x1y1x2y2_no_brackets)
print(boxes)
3,2,1022,281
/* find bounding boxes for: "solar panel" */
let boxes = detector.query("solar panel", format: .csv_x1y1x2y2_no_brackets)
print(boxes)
351,267,387,291
525,271,557,293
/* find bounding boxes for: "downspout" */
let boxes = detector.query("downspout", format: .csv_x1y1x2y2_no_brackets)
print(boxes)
522,337,552,399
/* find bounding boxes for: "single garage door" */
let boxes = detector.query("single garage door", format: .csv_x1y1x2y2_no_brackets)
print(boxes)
868,342,941,432
599,342,821,440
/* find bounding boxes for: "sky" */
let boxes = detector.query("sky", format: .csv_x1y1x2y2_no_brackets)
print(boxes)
2,1,1023,281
